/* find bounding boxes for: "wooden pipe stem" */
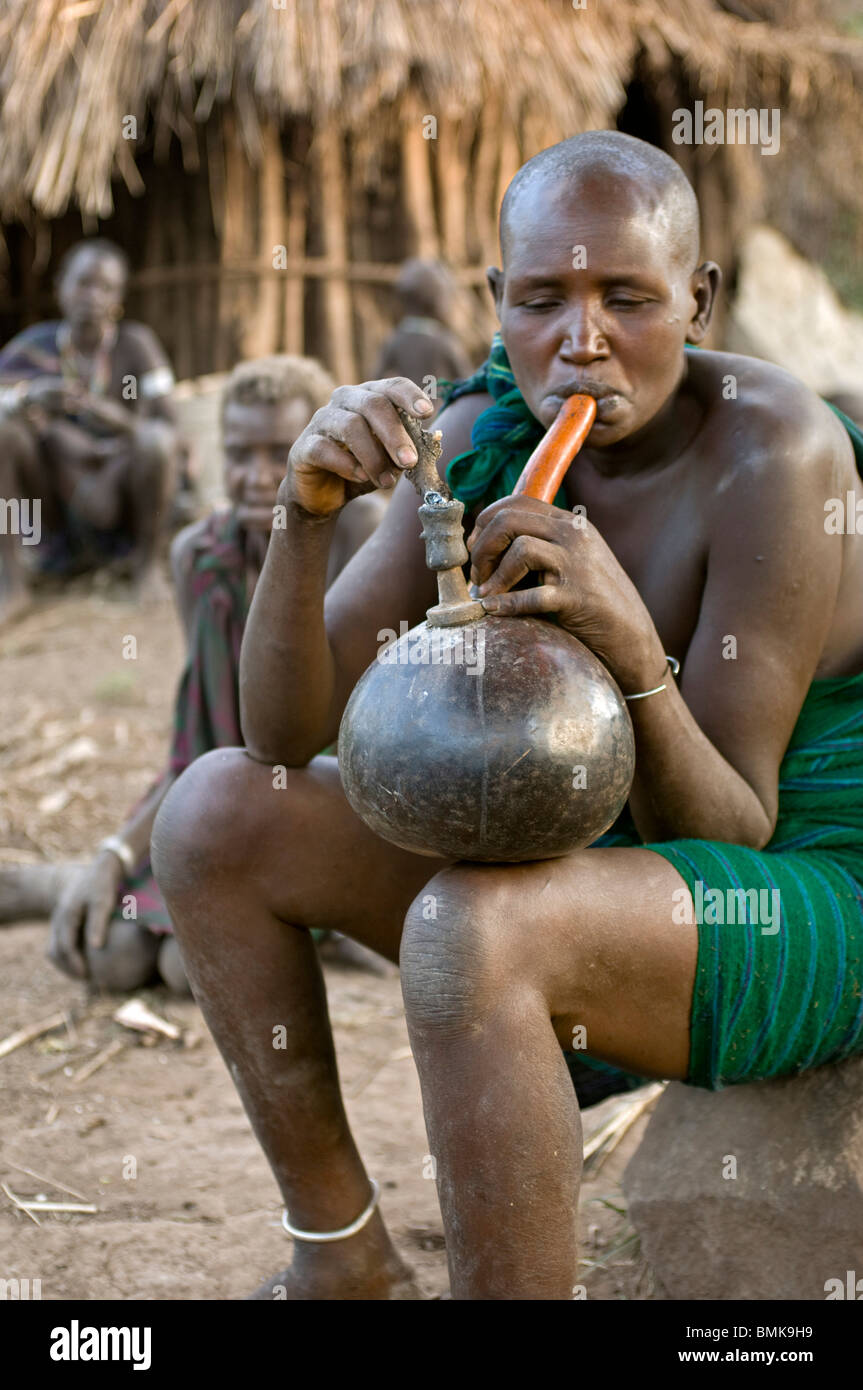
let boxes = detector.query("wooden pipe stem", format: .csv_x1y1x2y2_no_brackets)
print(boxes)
512,394,597,503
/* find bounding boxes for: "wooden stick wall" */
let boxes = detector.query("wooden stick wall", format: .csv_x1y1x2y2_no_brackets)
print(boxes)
4,100,733,384
142,106,508,382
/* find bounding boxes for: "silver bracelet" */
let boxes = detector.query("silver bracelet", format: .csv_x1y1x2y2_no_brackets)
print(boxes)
623,656,680,702
98,835,137,874
282,1178,380,1243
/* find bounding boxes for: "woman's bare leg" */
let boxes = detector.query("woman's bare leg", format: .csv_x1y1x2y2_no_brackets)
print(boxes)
399,852,697,1299
152,747,446,1299
153,747,698,1300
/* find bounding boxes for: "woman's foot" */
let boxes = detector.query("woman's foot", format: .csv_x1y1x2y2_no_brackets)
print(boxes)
156,935,192,996
247,1213,421,1300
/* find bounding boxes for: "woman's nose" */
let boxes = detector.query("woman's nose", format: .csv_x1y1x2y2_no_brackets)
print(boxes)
559,305,607,362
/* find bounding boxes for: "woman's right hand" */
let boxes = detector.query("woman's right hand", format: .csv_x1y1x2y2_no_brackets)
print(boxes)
47,850,124,980
285,377,435,517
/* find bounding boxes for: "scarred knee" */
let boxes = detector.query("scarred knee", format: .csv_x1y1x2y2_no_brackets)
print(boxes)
400,866,517,1035
86,918,159,992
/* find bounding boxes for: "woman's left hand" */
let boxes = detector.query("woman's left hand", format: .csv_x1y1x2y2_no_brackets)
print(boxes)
466,495,663,690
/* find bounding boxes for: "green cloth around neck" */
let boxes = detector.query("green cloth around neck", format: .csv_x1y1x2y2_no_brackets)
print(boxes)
442,333,556,512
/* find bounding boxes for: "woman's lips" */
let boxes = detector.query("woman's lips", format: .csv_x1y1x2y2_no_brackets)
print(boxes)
546,390,623,422
590,395,623,421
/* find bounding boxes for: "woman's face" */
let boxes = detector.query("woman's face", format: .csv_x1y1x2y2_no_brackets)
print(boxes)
222,395,314,531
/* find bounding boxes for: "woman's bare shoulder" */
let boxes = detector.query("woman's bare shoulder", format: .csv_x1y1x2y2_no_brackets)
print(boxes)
434,391,493,484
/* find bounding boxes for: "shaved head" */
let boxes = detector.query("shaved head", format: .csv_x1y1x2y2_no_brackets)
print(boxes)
500,131,701,273
487,129,720,445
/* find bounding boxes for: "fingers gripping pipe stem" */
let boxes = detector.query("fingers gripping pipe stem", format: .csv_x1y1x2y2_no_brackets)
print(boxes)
399,395,597,628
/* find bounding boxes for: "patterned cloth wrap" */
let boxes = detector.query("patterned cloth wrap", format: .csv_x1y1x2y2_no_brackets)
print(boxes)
442,334,863,1091
112,510,248,935
114,509,337,941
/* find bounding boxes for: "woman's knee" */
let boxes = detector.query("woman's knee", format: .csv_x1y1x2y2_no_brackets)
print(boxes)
152,749,263,895
151,748,319,908
134,419,177,461
400,866,523,1034
132,422,178,497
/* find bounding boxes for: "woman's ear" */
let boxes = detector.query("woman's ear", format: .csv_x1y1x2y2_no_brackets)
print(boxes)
686,262,722,344
486,267,504,319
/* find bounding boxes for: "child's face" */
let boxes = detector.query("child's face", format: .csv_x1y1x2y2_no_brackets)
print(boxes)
491,175,704,445
222,396,313,531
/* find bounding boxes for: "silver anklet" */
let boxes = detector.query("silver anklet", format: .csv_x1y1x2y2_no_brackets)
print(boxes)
623,656,680,701
282,1178,380,1243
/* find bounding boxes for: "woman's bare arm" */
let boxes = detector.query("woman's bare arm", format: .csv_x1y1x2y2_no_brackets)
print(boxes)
239,385,489,765
625,409,850,847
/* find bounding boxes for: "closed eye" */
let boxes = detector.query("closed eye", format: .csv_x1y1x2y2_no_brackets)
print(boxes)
607,296,652,309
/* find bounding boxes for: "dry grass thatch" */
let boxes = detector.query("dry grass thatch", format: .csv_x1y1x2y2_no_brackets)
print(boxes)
0,0,861,221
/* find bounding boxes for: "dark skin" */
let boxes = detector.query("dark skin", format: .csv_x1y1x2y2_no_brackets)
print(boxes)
152,170,863,1299
45,394,387,995
47,396,312,994
0,247,177,619
373,260,472,387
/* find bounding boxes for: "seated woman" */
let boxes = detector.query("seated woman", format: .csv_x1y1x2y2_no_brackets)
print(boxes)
150,133,863,1300
0,355,388,991
0,238,179,622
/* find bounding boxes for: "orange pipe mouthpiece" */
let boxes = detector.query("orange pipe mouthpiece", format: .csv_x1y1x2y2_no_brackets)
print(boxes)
512,394,597,504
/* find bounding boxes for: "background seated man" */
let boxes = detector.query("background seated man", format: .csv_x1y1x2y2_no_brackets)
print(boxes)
0,238,179,622
0,355,388,991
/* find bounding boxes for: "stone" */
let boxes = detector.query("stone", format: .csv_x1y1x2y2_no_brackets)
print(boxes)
622,1056,863,1300
726,224,863,397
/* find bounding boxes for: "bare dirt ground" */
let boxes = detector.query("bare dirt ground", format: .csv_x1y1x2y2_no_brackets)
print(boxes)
0,585,660,1300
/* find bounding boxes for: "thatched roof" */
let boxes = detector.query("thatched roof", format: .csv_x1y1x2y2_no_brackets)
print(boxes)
0,0,861,221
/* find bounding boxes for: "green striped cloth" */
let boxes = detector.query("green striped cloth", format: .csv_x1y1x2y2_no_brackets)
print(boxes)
443,337,863,1090
598,677,863,1090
